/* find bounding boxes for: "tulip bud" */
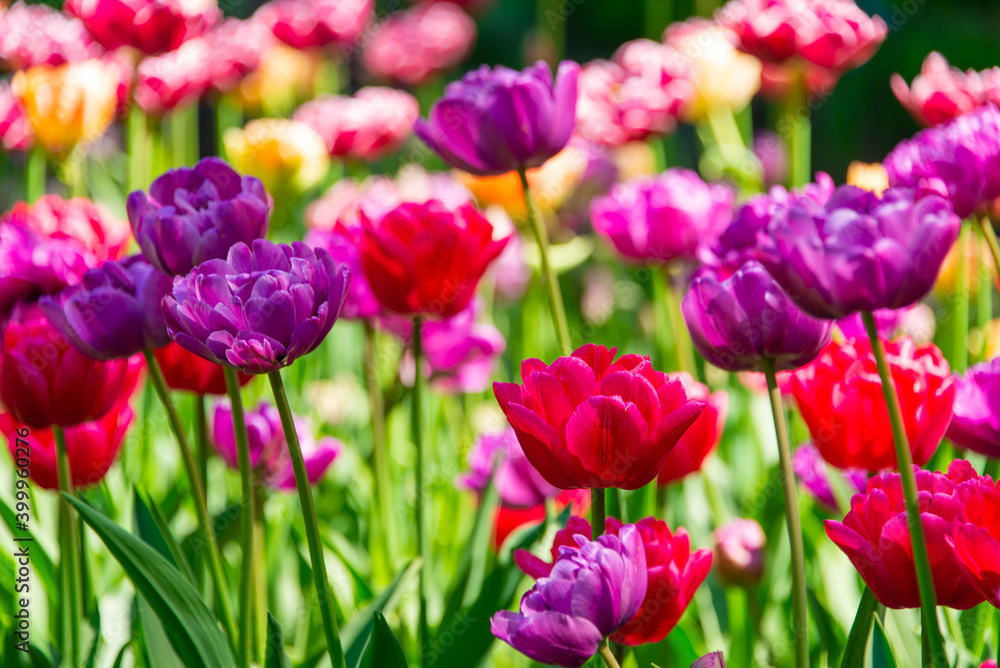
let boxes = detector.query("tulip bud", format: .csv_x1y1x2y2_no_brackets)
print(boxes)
692,652,726,668
713,519,766,585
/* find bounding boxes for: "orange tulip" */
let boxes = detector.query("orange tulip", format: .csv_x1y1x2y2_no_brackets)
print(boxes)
846,161,889,196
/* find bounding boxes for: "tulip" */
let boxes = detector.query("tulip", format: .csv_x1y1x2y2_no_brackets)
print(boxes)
224,119,330,198
0,302,141,428
492,525,647,667
945,358,1000,457
357,200,509,318
415,60,578,176
885,103,1000,219
756,185,961,320
576,41,694,147
713,518,766,586
6,194,130,261
362,2,476,86
826,460,986,609
0,1,100,70
162,240,350,374
494,343,705,490
127,157,271,277
1,397,134,490
663,19,762,121
65,0,220,55
949,477,1000,609
513,515,712,646
492,490,589,550
692,653,726,668
656,373,729,486
0,81,32,151
293,87,419,162
154,341,250,395
792,337,955,471
134,38,212,116
590,168,734,264
12,58,120,155
981,662,999,668
255,0,371,51
836,308,904,341
236,42,318,117
791,443,866,511
306,226,381,321
846,161,889,196
0,222,93,321
891,52,993,127
212,401,340,490
752,132,789,188
682,261,834,373
457,427,561,508
203,18,274,95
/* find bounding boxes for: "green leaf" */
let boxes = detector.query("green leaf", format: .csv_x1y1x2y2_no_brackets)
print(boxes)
808,590,844,664
137,594,184,668
872,612,899,668
132,488,197,586
343,559,420,668
0,497,58,608
359,612,408,668
263,613,291,668
440,477,499,627
840,587,878,668
64,494,236,668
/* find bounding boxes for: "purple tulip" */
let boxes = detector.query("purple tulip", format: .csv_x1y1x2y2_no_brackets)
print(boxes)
792,443,866,511
127,157,272,277
756,185,961,320
692,652,726,668
305,226,380,320
491,526,647,667
752,131,788,188
946,358,1000,457
162,239,351,374
39,256,172,360
456,427,560,508
682,261,834,372
415,60,580,176
590,169,734,264
885,103,1000,219
212,401,340,490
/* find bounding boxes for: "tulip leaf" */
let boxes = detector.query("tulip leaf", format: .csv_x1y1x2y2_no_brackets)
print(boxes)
871,611,898,668
839,587,878,668
343,559,420,668
137,593,184,668
132,488,197,586
808,590,844,664
264,613,292,668
441,476,499,626
525,235,595,274
63,494,236,668
359,612,408,668
0,496,58,609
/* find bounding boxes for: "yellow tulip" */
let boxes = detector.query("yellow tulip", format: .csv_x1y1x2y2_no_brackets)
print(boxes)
846,161,889,196
224,118,329,198
12,59,119,155
237,43,318,117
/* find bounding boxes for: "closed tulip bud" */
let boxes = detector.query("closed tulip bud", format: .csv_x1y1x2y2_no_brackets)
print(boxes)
224,119,329,199
713,518,766,585
692,653,726,668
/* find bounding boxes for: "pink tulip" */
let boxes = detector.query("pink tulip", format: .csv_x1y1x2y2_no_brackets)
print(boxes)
0,1,101,69
134,38,211,116
65,0,220,55
255,0,372,51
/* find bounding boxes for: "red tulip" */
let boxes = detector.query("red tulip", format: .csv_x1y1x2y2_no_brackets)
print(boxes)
153,341,250,395
357,200,509,318
947,475,1000,608
65,0,220,55
657,372,728,486
0,303,140,428
826,460,986,610
513,515,712,646
492,489,589,549
494,344,705,490
1,396,134,489
792,337,955,471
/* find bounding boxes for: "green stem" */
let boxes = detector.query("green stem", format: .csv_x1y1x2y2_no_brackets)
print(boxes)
978,219,993,329
861,312,945,666
761,358,808,668
215,95,243,159
412,318,430,667
252,480,267,663
953,222,970,372
127,107,150,191
977,215,1000,288
194,394,208,499
142,350,237,647
364,322,397,571
62,153,86,198
660,267,697,375
225,368,255,668
149,116,165,183
591,488,606,540
267,370,345,668
778,66,811,188
644,0,672,40
53,426,81,666
598,640,622,668
537,0,565,61
519,168,572,356
25,146,45,202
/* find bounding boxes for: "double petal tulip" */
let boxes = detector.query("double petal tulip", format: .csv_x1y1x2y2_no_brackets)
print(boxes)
153,341,250,395
0,302,140,428
492,525,647,667
203,18,274,95
493,344,705,490
825,460,986,609
224,119,330,199
357,200,509,318
656,373,729,486
947,477,1000,608
682,261,834,372
212,401,340,489
792,443,866,511
792,337,955,471
127,157,271,277
713,518,766,585
891,52,990,127
162,240,350,374
39,256,172,360
65,0,220,55
885,103,1000,219
134,37,211,116
756,185,961,319
0,1,101,70
1,397,134,489
362,2,476,86
255,0,372,51
946,358,1000,457
415,60,579,176
590,169,733,264
12,58,120,155
6,194,129,262
293,87,419,162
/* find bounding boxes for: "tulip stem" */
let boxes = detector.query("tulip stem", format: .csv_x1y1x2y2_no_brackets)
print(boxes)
591,488,606,540
660,267,697,375
761,358,808,668
365,321,397,577
25,146,45,203
194,394,208,500
977,215,1000,286
519,168,572,356
779,66,811,188
142,350,237,648
53,426,81,666
597,640,622,668
411,318,431,667
861,312,946,667
225,368,255,668
267,370,346,668
953,223,970,373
